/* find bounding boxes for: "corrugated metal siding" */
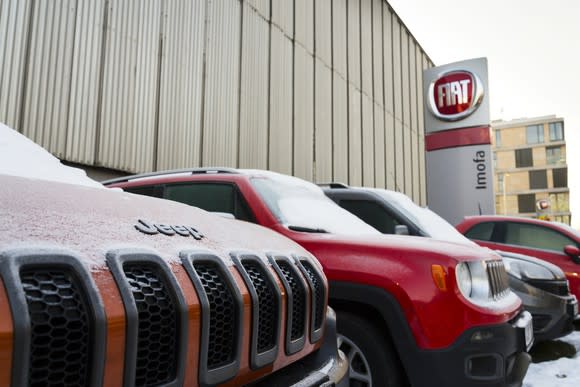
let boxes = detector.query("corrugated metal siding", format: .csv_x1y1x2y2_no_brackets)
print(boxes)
271,0,293,38
347,0,360,89
314,58,332,181
332,0,347,78
401,27,412,195
385,108,396,189
65,0,105,165
333,72,348,183
269,26,293,174
374,103,385,187
157,0,206,170
246,0,269,20
295,0,314,54
99,0,161,172
420,52,429,205
360,0,372,96
383,5,395,190
410,38,420,202
239,2,269,169
0,0,31,129
294,44,314,180
362,93,374,186
202,0,241,167
315,0,331,66
348,84,362,185
21,0,76,158
392,15,404,191
372,0,383,107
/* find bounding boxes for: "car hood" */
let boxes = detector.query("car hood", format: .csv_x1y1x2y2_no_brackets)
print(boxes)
495,249,566,279
0,174,313,269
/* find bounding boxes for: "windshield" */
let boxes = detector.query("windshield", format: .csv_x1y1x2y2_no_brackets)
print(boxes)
372,189,476,246
248,172,379,236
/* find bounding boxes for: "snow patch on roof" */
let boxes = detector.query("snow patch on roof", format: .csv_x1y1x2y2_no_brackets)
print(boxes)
0,123,102,189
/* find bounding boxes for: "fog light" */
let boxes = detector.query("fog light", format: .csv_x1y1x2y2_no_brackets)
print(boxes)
471,330,494,342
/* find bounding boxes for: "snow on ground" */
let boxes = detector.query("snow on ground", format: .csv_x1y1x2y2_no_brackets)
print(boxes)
524,331,580,386
0,123,102,188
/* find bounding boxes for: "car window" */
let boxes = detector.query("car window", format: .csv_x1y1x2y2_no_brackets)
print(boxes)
124,185,163,198
164,183,255,222
464,222,495,241
504,222,576,252
338,200,401,234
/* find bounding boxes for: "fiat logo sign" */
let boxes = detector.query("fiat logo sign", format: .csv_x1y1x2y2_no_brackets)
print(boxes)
428,70,484,121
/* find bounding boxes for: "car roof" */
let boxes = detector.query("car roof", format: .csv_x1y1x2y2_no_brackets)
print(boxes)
460,215,575,234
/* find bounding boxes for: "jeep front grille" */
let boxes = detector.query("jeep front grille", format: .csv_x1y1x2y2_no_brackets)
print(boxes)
276,260,307,342
486,260,510,300
21,268,92,387
123,264,178,386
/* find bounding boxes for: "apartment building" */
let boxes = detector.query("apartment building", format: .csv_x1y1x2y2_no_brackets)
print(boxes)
492,115,571,224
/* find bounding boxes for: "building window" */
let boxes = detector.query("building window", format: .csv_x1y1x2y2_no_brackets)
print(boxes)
515,148,533,168
495,130,501,147
553,168,568,188
546,146,562,164
549,192,570,212
526,124,544,144
497,174,504,193
529,170,547,189
518,194,536,213
549,122,564,141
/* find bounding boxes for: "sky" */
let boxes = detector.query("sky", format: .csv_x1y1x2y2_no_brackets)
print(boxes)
388,0,580,229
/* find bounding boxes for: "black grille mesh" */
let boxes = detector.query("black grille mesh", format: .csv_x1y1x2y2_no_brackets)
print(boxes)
21,268,92,387
242,261,278,353
486,260,510,300
300,261,325,330
194,263,237,369
277,261,306,341
123,264,178,386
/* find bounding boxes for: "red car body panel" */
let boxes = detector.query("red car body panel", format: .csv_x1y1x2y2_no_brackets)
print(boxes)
456,216,580,300
111,173,522,350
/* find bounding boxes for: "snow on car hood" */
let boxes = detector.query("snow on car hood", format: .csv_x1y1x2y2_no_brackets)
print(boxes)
0,122,102,189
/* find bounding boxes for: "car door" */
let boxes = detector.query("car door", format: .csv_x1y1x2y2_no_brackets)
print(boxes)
465,221,580,298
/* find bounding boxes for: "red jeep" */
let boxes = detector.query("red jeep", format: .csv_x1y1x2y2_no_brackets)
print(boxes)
107,168,533,387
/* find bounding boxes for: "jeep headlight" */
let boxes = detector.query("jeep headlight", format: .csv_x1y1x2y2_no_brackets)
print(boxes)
502,257,556,280
455,262,472,297
455,261,492,301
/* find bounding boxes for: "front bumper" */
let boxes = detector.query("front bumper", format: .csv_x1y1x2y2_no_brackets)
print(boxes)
406,311,532,387
247,307,348,387
510,275,578,342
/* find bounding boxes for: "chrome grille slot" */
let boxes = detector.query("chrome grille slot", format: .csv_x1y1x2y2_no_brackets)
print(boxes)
21,268,92,387
486,260,510,300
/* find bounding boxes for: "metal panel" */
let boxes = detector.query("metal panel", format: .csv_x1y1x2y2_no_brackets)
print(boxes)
294,44,314,180
239,3,269,169
372,0,383,107
314,0,331,66
347,0,360,89
98,1,162,172
271,0,293,38
383,5,394,116
410,38,420,202
202,0,241,167
401,26,412,196
246,0,269,20
66,0,105,165
374,103,385,188
385,109,396,189
333,72,348,183
157,0,206,170
295,0,314,54
21,0,76,158
314,58,332,182
392,15,403,191
419,51,428,205
269,27,293,174
0,0,31,129
348,84,362,185
332,0,347,78
362,93,374,186
360,0,372,96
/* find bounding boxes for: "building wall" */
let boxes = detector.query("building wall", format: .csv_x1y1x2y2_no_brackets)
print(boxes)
0,0,433,204
492,115,571,224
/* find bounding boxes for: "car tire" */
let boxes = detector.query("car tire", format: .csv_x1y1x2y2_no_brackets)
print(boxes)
337,310,405,387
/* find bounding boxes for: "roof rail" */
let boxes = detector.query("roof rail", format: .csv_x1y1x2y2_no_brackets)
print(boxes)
101,167,240,185
316,182,349,189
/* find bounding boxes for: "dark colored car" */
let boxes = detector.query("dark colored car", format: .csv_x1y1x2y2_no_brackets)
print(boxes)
323,184,578,341
106,168,533,387
456,215,580,302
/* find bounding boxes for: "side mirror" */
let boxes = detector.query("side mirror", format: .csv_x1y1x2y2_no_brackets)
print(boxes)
564,245,580,264
394,225,410,236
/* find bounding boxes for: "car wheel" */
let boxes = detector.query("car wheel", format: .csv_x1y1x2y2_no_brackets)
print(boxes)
337,310,405,387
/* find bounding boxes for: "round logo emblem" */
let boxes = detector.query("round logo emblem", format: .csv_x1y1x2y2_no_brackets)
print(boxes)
428,70,484,121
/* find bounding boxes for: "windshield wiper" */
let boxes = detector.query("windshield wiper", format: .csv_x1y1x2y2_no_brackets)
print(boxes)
288,225,328,233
